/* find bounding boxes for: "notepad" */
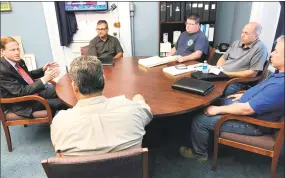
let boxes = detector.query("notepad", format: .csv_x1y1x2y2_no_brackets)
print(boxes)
138,56,179,68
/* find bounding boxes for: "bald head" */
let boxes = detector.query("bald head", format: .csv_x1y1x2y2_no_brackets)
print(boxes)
241,22,262,45
246,22,262,36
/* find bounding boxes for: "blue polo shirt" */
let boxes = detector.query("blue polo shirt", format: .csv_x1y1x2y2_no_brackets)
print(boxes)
174,31,209,62
239,71,284,122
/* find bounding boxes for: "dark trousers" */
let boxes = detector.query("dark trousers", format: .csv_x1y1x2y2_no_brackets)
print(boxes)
190,98,263,158
33,86,68,116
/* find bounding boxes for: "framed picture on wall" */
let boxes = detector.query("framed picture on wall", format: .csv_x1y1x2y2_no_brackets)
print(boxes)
24,53,37,71
1,2,12,12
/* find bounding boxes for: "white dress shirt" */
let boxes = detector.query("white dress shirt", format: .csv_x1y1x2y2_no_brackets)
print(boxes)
51,95,153,156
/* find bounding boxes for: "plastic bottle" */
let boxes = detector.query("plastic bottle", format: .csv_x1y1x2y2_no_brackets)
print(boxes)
202,60,208,73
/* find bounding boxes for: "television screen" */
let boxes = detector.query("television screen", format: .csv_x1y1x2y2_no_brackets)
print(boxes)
65,1,108,11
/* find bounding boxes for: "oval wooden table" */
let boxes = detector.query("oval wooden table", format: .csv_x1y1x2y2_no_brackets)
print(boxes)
56,57,230,118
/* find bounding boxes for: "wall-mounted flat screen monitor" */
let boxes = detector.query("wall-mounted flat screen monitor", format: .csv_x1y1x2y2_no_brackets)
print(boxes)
65,1,108,11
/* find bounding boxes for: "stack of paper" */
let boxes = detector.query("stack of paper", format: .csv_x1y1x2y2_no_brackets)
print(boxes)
163,63,203,76
138,56,178,68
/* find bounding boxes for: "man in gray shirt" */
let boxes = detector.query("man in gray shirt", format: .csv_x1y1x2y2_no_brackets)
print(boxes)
216,22,268,96
88,20,124,59
51,56,152,157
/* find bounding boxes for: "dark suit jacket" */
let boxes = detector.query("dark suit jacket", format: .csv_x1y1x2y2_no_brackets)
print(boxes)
0,57,45,117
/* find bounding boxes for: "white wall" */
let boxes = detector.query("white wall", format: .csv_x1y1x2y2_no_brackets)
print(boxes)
250,2,281,55
42,2,131,68
250,2,281,72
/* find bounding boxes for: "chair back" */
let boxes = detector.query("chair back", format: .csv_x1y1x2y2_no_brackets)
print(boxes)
80,45,89,56
41,148,148,178
207,47,216,65
257,59,270,83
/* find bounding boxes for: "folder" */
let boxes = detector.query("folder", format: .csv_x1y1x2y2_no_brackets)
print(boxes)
209,2,217,22
174,2,181,22
185,2,192,18
172,77,215,96
181,2,186,21
197,2,204,20
191,2,198,15
202,2,210,22
208,24,215,42
160,2,167,22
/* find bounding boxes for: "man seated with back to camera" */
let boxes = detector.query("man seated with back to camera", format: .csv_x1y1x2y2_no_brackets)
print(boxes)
0,36,68,118
179,35,284,162
51,56,153,157
87,20,124,59
216,22,268,96
168,13,209,63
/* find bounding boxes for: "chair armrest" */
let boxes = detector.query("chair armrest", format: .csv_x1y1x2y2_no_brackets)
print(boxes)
237,90,246,94
49,80,57,87
0,95,53,121
226,76,261,86
215,115,284,134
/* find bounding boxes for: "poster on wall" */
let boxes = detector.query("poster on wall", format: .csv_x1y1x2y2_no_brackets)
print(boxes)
1,2,12,12
23,53,37,71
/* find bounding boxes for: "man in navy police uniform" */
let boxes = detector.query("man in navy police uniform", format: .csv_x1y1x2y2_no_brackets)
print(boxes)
168,13,209,63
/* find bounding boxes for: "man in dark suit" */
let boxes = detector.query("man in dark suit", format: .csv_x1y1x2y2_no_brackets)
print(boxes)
0,36,68,118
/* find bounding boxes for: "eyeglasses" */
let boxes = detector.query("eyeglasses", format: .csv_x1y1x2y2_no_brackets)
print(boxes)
185,22,197,26
96,28,107,31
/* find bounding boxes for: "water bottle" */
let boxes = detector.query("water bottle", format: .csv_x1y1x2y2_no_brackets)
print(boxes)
202,60,208,73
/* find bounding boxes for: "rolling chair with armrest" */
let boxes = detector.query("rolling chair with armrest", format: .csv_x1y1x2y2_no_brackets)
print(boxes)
212,115,284,178
41,147,149,178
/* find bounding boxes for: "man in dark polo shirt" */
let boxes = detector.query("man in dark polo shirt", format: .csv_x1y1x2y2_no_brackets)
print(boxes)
216,22,268,96
87,20,124,59
168,13,209,63
179,35,284,162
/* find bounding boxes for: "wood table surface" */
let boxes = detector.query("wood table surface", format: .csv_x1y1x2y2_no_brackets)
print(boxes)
56,57,231,118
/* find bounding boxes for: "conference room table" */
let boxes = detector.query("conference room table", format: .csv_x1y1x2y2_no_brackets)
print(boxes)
55,57,231,118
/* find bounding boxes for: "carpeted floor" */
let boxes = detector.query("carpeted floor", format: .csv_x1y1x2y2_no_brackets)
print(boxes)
1,113,284,178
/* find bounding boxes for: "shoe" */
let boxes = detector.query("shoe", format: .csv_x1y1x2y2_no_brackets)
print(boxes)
179,146,208,162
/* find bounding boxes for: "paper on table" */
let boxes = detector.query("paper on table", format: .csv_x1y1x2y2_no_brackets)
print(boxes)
208,66,224,75
163,63,203,76
138,56,178,68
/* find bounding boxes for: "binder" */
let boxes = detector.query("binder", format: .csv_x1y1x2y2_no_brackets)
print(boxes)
160,2,167,22
197,2,204,20
208,24,215,42
166,2,173,22
174,2,181,22
209,2,217,22
181,2,186,21
185,1,192,19
191,2,198,15
202,2,210,22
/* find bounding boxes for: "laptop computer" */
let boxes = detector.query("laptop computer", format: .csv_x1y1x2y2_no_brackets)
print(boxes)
98,56,115,66
191,71,231,81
